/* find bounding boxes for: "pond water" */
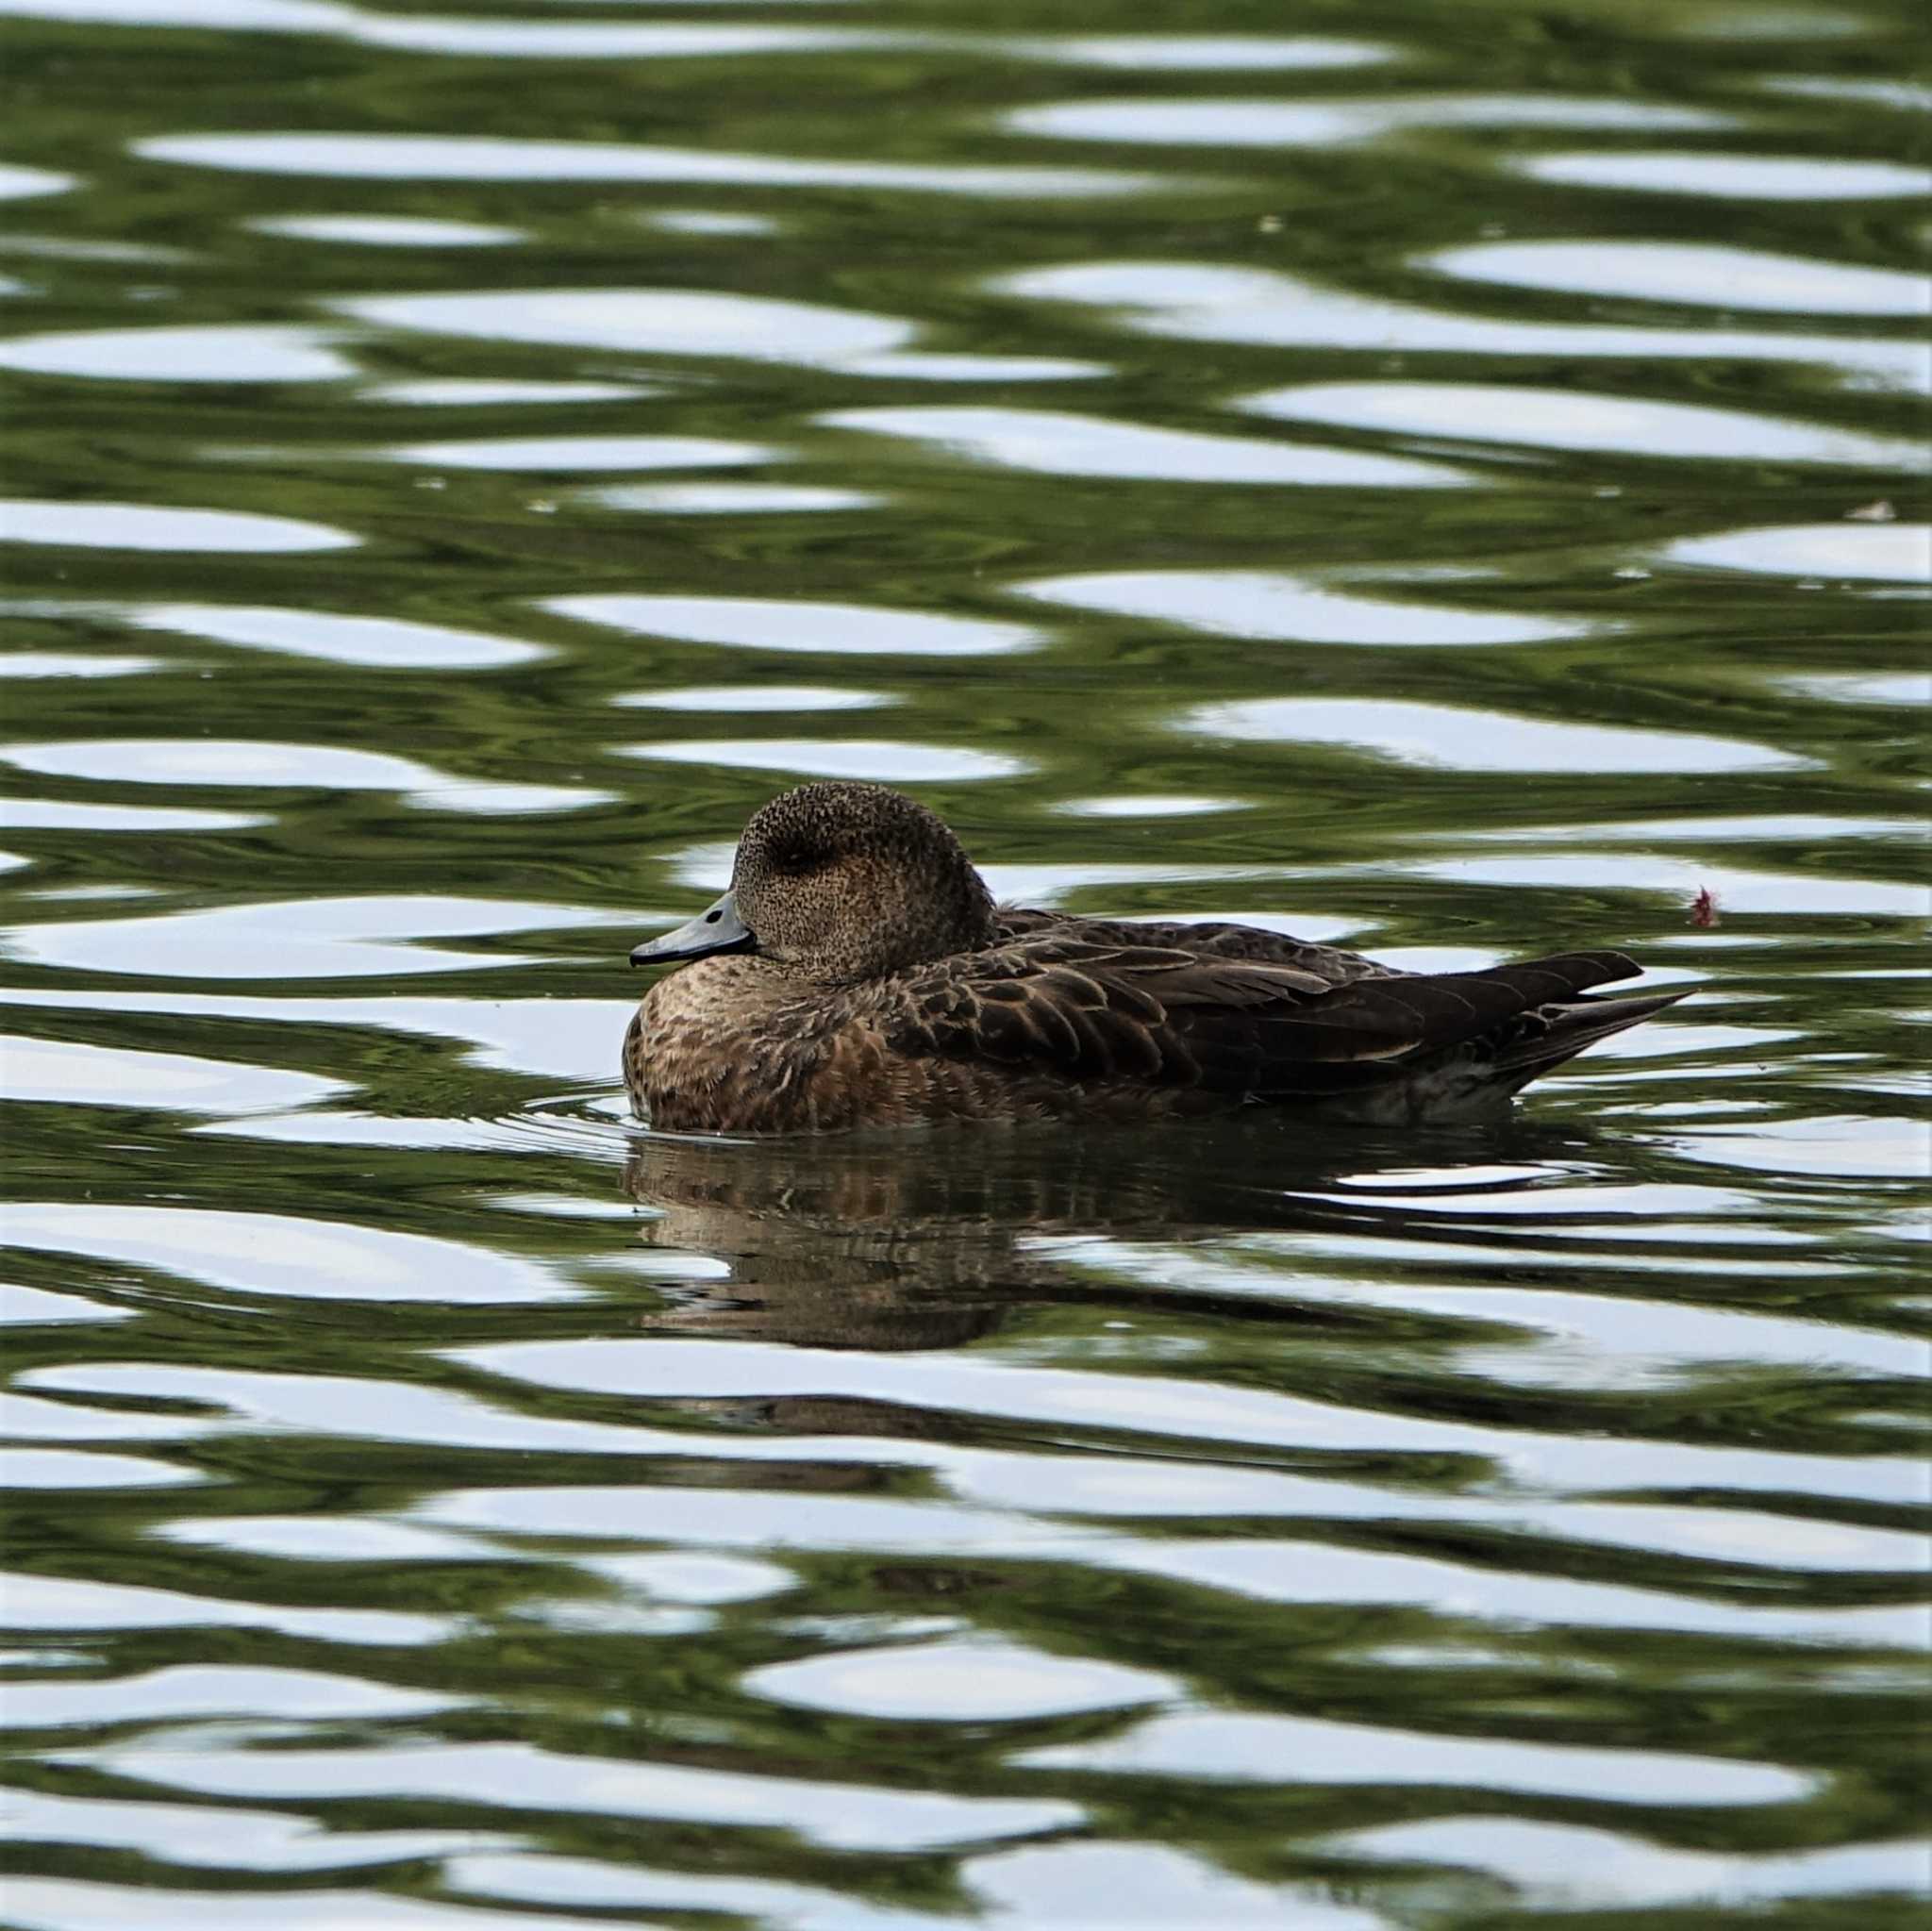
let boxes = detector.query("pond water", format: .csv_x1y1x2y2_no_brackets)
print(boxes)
1,0,1927,1924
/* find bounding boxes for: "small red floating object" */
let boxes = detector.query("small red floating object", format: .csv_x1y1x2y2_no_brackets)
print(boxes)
1689,884,1721,928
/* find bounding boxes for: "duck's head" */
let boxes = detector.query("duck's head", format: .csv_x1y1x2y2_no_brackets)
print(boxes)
631,781,999,982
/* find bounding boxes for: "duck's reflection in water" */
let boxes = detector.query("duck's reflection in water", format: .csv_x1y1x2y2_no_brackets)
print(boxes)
619,1115,1607,1355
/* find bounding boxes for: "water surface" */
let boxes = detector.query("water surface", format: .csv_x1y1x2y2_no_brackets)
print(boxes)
1,1,1926,1926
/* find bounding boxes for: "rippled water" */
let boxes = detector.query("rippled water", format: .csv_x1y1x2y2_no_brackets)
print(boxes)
2,0,1928,1924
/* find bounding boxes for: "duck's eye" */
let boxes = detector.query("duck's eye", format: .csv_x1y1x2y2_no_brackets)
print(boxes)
767,840,832,877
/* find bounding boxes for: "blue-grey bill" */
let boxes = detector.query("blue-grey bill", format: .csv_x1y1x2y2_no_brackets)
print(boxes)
630,891,758,966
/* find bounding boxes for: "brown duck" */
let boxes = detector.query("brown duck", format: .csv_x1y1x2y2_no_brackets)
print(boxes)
625,781,1686,1135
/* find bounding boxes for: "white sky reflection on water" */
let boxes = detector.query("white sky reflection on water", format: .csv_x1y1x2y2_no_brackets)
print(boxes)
1006,92,1733,146
1013,1709,1813,1804
0,163,75,199
1507,149,1932,199
624,740,1026,783
1241,381,1929,469
1180,699,1805,774
338,17,894,63
0,799,267,832
0,324,355,382
0,500,358,551
2,896,622,979
640,209,779,238
0,1,362,25
0,1792,497,1875
588,481,882,514
4,1449,202,1490
155,1516,495,1563
616,684,890,713
1425,239,1931,316
1,1663,458,1728
0,0,907,59
124,603,545,668
0,1572,442,1645
247,212,520,247
1671,1114,1931,1180
55,1737,1082,1854
351,281,894,356
359,377,650,407
337,286,1006,378
1055,793,1244,819
823,405,1472,487
1776,671,1929,706
1659,522,1931,579
0,1033,347,1113
0,652,160,678
544,593,1041,658
1759,74,1932,112
745,1637,1177,1722
1018,568,1592,644
0,738,606,812
0,1881,639,1931
0,1283,133,1326
1006,33,1392,71
996,260,1931,391
141,131,1157,198
0,1203,576,1305
1316,1819,1932,1915
376,434,773,474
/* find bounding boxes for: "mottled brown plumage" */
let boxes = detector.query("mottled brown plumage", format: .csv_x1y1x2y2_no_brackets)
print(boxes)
625,781,1687,1135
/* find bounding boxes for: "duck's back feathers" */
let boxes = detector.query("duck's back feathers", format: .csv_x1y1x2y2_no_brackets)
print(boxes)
994,907,1386,985
888,935,1672,1111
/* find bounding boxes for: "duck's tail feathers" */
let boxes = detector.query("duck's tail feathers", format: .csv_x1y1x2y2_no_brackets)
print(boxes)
1487,984,1692,1094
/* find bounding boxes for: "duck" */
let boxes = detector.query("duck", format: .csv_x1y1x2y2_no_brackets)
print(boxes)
624,780,1687,1135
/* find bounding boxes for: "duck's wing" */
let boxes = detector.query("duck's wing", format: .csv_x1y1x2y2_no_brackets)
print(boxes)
994,906,1389,987
888,936,1658,1100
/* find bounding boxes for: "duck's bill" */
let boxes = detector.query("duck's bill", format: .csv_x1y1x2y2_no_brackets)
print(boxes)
630,891,758,967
